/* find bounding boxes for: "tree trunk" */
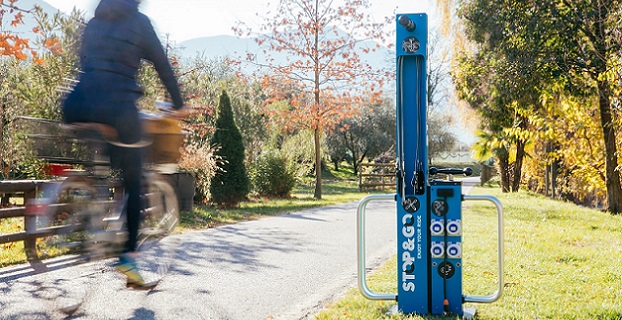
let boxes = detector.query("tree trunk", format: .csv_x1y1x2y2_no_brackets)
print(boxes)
511,138,526,192
545,141,551,197
545,163,550,197
352,151,367,176
312,0,322,200
597,80,622,214
349,144,359,176
313,127,322,199
498,149,511,193
0,109,5,180
552,160,557,199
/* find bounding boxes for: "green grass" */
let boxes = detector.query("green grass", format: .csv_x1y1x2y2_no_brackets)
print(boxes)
0,217,27,267
315,187,622,320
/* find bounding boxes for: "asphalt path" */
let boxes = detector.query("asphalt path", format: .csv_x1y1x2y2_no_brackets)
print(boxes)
0,198,397,320
0,177,480,320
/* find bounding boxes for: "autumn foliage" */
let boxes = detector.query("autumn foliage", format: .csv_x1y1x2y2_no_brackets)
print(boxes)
452,0,622,213
234,0,391,198
0,0,61,64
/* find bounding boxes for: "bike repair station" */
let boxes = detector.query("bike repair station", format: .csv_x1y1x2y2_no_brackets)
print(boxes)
356,13,505,318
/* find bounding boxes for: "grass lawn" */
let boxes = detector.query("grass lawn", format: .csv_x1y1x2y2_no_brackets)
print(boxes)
0,217,26,267
314,186,622,320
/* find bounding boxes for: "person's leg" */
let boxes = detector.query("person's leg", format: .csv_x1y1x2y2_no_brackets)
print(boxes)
93,99,143,252
114,105,143,254
115,144,145,286
122,146,142,254
103,102,146,285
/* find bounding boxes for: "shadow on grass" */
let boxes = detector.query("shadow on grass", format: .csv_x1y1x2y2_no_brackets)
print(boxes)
180,196,343,229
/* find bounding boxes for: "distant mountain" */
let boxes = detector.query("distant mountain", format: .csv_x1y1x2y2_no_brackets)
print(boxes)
178,33,394,74
24,2,393,76
179,35,260,61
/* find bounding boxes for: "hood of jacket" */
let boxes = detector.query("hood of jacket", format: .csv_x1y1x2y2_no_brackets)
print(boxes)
94,0,139,20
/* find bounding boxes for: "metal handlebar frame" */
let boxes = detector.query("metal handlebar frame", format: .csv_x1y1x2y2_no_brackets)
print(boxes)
357,193,504,305
357,194,398,301
462,195,505,303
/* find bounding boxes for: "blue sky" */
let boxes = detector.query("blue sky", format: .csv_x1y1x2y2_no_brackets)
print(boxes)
45,0,434,43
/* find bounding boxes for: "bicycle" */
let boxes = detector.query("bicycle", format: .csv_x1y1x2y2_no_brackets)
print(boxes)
23,107,184,312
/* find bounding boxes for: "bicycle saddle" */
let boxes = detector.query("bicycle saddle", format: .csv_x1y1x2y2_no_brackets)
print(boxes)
63,122,152,148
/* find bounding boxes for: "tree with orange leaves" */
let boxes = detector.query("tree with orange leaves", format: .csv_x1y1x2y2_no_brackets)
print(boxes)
0,0,46,62
235,0,391,199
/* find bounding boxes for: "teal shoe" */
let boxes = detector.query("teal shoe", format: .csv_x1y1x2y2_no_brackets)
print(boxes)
116,254,145,287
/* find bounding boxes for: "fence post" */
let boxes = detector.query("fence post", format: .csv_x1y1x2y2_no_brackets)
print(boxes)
23,186,38,261
358,163,395,190
359,169,363,191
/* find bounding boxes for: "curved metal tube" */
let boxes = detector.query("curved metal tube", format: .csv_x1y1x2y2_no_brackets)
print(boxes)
462,195,505,303
357,194,398,301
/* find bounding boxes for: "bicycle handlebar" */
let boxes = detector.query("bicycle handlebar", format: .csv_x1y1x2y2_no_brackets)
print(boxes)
429,167,473,176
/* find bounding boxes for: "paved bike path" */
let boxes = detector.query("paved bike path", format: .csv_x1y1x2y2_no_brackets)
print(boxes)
0,198,397,320
0,177,479,320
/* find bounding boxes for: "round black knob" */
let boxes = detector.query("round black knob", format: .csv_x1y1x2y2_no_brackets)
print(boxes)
463,167,473,176
398,15,416,32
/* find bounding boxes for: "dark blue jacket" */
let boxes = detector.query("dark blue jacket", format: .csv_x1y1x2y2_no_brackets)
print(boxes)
77,0,183,109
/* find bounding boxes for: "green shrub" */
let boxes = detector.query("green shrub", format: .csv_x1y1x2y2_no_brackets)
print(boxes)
250,152,296,197
279,129,316,177
209,91,250,207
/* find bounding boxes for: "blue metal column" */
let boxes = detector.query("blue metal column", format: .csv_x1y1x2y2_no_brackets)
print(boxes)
395,13,429,314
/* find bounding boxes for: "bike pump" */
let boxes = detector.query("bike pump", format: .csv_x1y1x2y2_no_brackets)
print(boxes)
356,13,505,317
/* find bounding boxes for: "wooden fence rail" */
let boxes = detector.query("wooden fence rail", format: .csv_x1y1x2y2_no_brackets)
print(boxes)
0,180,52,261
1,175,191,263
358,163,396,191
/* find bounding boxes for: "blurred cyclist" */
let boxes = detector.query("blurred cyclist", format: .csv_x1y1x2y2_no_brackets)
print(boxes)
62,0,186,288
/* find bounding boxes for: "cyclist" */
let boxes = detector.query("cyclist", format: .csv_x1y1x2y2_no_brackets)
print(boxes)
62,0,186,288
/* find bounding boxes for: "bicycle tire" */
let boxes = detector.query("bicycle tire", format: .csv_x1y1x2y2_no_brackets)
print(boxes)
140,173,179,236
134,174,179,283
29,178,104,315
35,179,97,261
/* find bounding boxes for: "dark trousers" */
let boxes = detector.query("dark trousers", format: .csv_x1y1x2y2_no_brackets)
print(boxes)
63,84,143,253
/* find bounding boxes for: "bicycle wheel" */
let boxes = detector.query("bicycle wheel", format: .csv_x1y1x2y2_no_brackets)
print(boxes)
135,174,179,283
32,178,111,315
35,179,97,260
141,174,179,236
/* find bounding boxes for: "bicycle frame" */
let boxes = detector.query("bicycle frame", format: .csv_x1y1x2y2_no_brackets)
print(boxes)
25,112,181,262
